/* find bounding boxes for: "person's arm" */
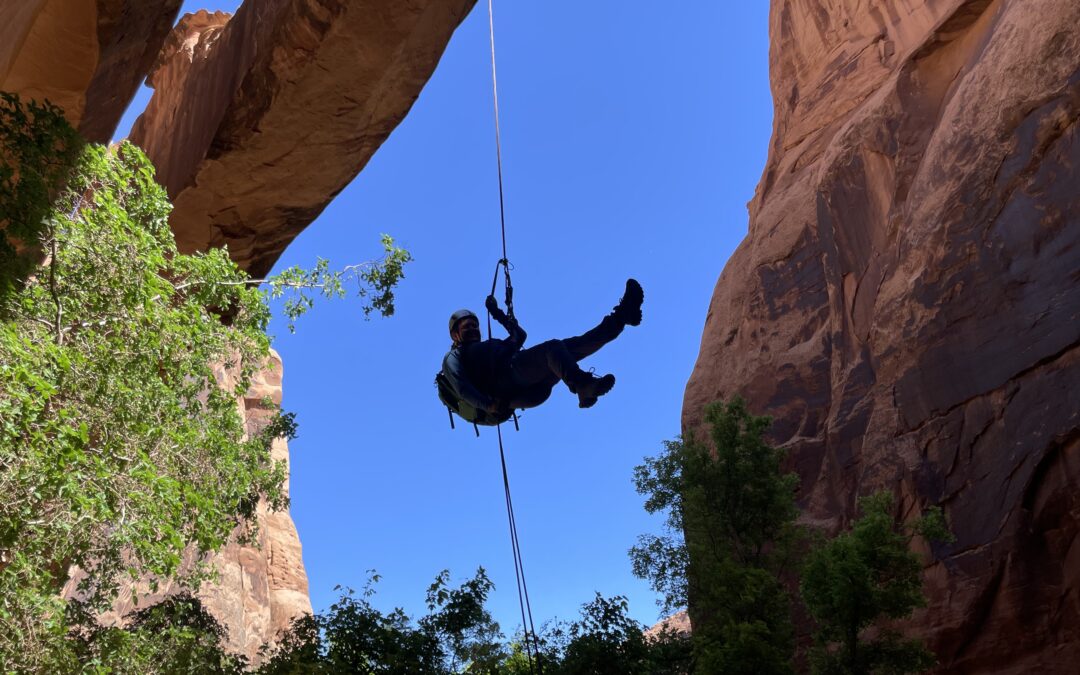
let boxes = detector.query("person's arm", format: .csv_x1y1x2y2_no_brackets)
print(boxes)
442,350,499,412
485,295,526,349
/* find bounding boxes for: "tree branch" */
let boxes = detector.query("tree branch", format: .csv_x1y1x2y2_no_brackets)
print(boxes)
171,260,378,293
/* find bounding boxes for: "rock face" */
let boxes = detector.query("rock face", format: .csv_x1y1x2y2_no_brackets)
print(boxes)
81,351,312,662
0,0,181,142
646,610,691,641
200,350,313,658
684,0,1080,672
115,3,477,651
129,0,477,277
7,0,476,660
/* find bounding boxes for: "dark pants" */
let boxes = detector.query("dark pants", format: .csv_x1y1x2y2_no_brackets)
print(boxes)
499,314,624,409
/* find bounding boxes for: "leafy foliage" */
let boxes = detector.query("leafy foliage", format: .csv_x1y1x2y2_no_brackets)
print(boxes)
64,593,247,674
268,233,412,332
536,593,692,675
0,136,288,670
800,491,953,675
262,578,689,675
631,398,802,674
420,569,505,672
257,569,503,674
629,439,691,615
0,93,82,301
0,94,410,670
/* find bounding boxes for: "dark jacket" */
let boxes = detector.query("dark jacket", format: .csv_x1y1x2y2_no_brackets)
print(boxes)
441,311,526,410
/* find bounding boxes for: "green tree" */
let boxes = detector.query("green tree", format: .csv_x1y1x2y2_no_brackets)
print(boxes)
495,642,536,675
258,569,505,674
55,574,691,674
631,398,802,674
419,569,505,673
0,135,286,671
800,491,952,675
0,92,82,300
541,593,691,675
64,592,247,674
0,94,410,671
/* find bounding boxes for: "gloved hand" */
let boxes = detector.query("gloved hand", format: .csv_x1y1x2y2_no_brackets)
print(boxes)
486,294,521,341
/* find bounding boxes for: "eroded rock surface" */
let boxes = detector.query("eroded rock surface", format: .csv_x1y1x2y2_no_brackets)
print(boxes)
79,350,312,662
684,1,1080,671
197,349,312,659
9,0,476,660
646,610,691,640
0,0,181,142
129,0,477,276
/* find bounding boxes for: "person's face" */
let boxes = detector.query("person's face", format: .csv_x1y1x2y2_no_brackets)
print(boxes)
453,317,481,344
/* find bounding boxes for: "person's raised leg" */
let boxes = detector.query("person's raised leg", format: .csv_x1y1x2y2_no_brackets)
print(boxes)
510,340,615,409
510,340,573,387
563,279,644,361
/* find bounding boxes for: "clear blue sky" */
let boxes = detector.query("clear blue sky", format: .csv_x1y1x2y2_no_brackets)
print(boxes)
117,0,772,636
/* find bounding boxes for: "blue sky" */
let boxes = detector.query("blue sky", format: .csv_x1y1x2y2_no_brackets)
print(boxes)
117,0,772,636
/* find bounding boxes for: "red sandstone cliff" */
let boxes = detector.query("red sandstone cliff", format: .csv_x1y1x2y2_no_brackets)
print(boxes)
4,0,476,661
129,0,477,277
684,0,1080,672
0,0,181,143
66,351,313,659
122,4,476,650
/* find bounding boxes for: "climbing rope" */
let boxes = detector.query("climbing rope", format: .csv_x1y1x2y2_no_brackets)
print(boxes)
488,0,510,267
485,1,542,672
496,426,541,673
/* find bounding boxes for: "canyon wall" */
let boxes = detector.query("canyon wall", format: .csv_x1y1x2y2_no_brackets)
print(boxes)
129,0,477,277
0,0,181,143
5,0,476,661
684,0,1080,672
74,351,313,659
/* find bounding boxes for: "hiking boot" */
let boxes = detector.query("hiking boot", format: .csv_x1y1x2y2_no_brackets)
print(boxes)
574,372,616,409
612,278,644,326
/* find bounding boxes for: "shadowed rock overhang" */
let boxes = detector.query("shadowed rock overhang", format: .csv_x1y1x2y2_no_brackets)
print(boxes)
0,0,183,143
129,0,478,277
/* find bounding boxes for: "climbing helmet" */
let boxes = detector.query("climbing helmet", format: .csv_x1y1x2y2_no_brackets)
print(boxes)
448,309,479,336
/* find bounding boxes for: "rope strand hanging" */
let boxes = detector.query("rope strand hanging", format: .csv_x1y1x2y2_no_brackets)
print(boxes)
485,1,542,672
487,0,510,267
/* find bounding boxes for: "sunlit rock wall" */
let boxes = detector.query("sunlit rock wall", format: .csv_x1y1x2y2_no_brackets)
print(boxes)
86,351,312,660
684,1,1080,671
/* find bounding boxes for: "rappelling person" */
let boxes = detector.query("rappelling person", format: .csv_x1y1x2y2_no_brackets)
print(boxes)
437,279,644,426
